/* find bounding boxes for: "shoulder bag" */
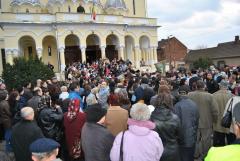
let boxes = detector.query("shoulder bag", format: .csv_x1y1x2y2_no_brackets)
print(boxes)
221,98,234,128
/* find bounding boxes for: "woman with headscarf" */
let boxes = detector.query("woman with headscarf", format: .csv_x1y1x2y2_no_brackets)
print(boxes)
110,103,163,161
150,85,182,161
64,99,86,161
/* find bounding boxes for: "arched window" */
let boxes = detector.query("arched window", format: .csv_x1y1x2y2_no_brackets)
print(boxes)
68,5,71,12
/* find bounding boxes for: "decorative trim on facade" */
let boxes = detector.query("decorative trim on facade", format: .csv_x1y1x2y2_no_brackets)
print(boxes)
47,0,65,7
12,49,19,57
105,0,127,11
5,49,13,54
11,0,41,6
58,47,65,53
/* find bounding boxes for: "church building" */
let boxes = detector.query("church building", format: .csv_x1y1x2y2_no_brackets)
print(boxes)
0,0,158,73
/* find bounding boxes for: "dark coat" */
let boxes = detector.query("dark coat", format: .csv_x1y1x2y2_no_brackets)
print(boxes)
81,122,114,161
11,120,44,161
37,106,63,141
151,107,182,161
27,95,41,113
206,79,219,94
173,96,199,147
0,100,12,129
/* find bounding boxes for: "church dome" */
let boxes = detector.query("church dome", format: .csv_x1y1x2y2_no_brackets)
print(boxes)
105,0,127,10
11,0,41,6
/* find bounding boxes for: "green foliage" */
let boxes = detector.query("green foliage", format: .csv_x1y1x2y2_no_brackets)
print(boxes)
193,57,212,70
2,57,54,90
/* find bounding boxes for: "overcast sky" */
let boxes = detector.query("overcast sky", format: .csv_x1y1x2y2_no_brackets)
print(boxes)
147,0,240,49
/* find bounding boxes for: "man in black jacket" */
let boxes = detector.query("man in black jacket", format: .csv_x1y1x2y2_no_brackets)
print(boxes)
11,107,44,161
37,97,63,142
173,86,199,161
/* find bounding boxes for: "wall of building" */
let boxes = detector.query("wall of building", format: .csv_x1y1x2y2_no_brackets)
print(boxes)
2,0,147,18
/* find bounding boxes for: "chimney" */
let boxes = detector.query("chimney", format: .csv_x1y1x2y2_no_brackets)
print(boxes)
235,35,239,44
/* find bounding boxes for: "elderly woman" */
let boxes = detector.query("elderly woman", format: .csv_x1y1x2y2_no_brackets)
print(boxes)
150,85,182,161
110,103,164,161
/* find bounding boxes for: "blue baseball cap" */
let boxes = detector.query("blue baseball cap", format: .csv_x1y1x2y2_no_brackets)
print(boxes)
29,138,60,153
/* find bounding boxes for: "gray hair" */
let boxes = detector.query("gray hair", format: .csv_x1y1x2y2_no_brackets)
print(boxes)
86,94,98,106
21,107,34,119
130,103,151,121
32,149,58,161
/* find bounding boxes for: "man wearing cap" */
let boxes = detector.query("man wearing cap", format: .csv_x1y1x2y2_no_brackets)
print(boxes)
205,102,240,161
30,138,61,161
173,86,199,161
11,107,44,161
212,80,235,146
81,103,114,161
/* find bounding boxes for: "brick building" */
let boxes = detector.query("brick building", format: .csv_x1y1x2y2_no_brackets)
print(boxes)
157,37,187,70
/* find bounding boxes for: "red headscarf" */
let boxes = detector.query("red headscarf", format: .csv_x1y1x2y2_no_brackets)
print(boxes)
67,99,80,120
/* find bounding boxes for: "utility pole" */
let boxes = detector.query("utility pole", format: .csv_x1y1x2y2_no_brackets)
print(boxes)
167,35,173,71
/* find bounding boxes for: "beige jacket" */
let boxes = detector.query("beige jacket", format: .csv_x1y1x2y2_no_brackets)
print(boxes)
105,106,128,136
188,90,219,129
212,90,232,133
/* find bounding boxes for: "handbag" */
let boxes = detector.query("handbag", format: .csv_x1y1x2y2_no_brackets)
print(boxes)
221,98,234,128
119,131,125,161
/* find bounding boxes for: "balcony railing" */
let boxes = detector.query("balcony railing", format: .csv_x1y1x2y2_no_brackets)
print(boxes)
0,12,158,26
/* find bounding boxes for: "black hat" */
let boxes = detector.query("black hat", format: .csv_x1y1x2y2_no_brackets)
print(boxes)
178,85,190,94
29,138,60,153
86,104,107,123
233,102,240,123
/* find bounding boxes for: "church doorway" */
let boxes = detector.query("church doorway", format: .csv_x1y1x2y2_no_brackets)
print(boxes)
19,36,37,59
65,34,81,65
86,34,101,63
106,34,119,61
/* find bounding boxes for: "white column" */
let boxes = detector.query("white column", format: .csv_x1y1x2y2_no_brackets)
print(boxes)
36,48,43,60
5,49,13,65
146,49,150,65
150,47,154,65
153,46,158,63
59,47,65,72
101,46,106,59
81,46,86,63
134,46,141,68
118,45,125,60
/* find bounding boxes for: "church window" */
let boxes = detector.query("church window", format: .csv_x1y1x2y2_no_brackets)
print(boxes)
68,6,71,12
48,46,52,56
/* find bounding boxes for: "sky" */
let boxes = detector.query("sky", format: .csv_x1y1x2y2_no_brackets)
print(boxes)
147,0,240,49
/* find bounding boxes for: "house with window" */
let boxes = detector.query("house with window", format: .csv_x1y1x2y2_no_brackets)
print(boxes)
185,36,240,69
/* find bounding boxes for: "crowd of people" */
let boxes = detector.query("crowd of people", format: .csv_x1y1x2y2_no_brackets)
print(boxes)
0,58,240,161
